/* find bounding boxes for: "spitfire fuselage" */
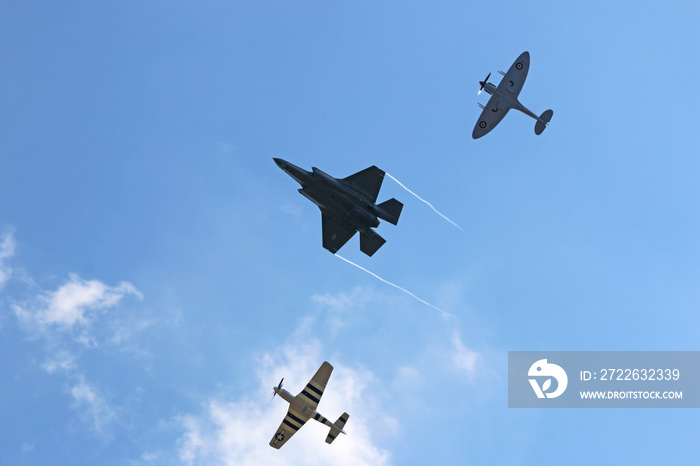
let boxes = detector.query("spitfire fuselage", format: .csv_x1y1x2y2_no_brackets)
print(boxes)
481,81,540,121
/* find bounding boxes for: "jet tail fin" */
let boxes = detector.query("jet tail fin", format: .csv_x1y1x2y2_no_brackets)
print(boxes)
376,198,403,225
535,109,553,135
325,412,349,444
360,231,385,257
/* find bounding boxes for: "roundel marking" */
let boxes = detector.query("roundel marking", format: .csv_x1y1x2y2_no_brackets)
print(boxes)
276,432,285,442
516,62,523,70
479,121,487,128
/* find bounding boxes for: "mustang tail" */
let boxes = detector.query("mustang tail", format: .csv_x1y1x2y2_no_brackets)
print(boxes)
325,412,350,444
534,109,554,135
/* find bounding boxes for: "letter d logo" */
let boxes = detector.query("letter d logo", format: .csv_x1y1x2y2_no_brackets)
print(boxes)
528,359,568,399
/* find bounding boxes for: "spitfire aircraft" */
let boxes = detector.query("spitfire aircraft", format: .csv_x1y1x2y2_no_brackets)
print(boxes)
269,361,350,449
274,158,403,256
473,51,553,139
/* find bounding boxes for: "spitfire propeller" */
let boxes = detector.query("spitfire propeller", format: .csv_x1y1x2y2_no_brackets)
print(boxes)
271,377,284,401
478,72,491,95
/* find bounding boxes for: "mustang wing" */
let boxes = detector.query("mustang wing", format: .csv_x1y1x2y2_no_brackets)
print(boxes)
472,94,511,139
322,214,356,254
295,361,333,411
497,51,530,97
269,409,309,449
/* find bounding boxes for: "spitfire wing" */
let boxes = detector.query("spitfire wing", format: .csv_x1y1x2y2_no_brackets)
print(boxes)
295,361,333,411
269,409,308,449
497,51,530,97
342,166,385,203
322,214,356,254
472,94,510,139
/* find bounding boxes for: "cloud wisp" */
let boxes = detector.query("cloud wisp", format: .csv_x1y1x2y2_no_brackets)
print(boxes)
14,274,142,332
0,229,16,287
335,254,455,318
71,377,117,437
385,173,464,232
5,231,147,439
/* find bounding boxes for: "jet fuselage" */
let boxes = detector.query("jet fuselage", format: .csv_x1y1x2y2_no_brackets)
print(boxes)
274,158,382,234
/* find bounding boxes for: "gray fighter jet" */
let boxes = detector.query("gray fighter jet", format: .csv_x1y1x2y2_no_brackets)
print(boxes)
274,158,403,257
269,361,349,449
473,51,553,139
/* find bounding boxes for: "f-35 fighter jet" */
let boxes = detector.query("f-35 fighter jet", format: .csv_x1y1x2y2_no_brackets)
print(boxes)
274,158,403,256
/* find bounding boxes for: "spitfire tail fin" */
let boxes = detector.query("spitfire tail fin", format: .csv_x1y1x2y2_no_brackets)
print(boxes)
360,231,386,257
535,109,554,135
325,412,349,444
376,198,403,225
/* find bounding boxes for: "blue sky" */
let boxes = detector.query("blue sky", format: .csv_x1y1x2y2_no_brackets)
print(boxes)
1,1,699,465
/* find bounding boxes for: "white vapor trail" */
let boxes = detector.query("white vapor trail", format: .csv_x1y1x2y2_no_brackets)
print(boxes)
336,254,455,318
386,173,464,232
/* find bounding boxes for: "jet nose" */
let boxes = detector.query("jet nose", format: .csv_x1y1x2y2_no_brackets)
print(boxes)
273,158,287,169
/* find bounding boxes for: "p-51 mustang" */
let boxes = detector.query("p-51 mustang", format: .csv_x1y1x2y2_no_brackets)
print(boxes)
472,51,553,139
269,361,350,449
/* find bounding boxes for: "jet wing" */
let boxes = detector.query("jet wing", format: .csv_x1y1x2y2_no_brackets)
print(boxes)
295,361,333,411
269,409,308,449
497,51,530,97
322,214,357,254
472,95,510,139
342,166,385,203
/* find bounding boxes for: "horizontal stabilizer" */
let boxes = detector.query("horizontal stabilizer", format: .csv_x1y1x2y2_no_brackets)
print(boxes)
376,198,403,225
325,412,349,444
360,232,385,257
534,109,554,135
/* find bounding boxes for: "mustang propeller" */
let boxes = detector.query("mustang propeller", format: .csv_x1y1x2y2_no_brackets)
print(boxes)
271,377,284,401
478,72,491,95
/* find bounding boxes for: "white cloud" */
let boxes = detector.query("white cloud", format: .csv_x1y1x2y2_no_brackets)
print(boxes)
40,274,142,328
216,141,236,154
0,229,16,288
177,341,394,466
279,202,304,219
42,351,77,374
392,365,424,389
4,231,149,440
310,287,375,334
450,331,479,377
70,377,117,436
13,274,142,331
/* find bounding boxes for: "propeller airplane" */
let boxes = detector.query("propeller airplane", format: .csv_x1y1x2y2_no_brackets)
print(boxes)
473,51,553,139
269,362,349,449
